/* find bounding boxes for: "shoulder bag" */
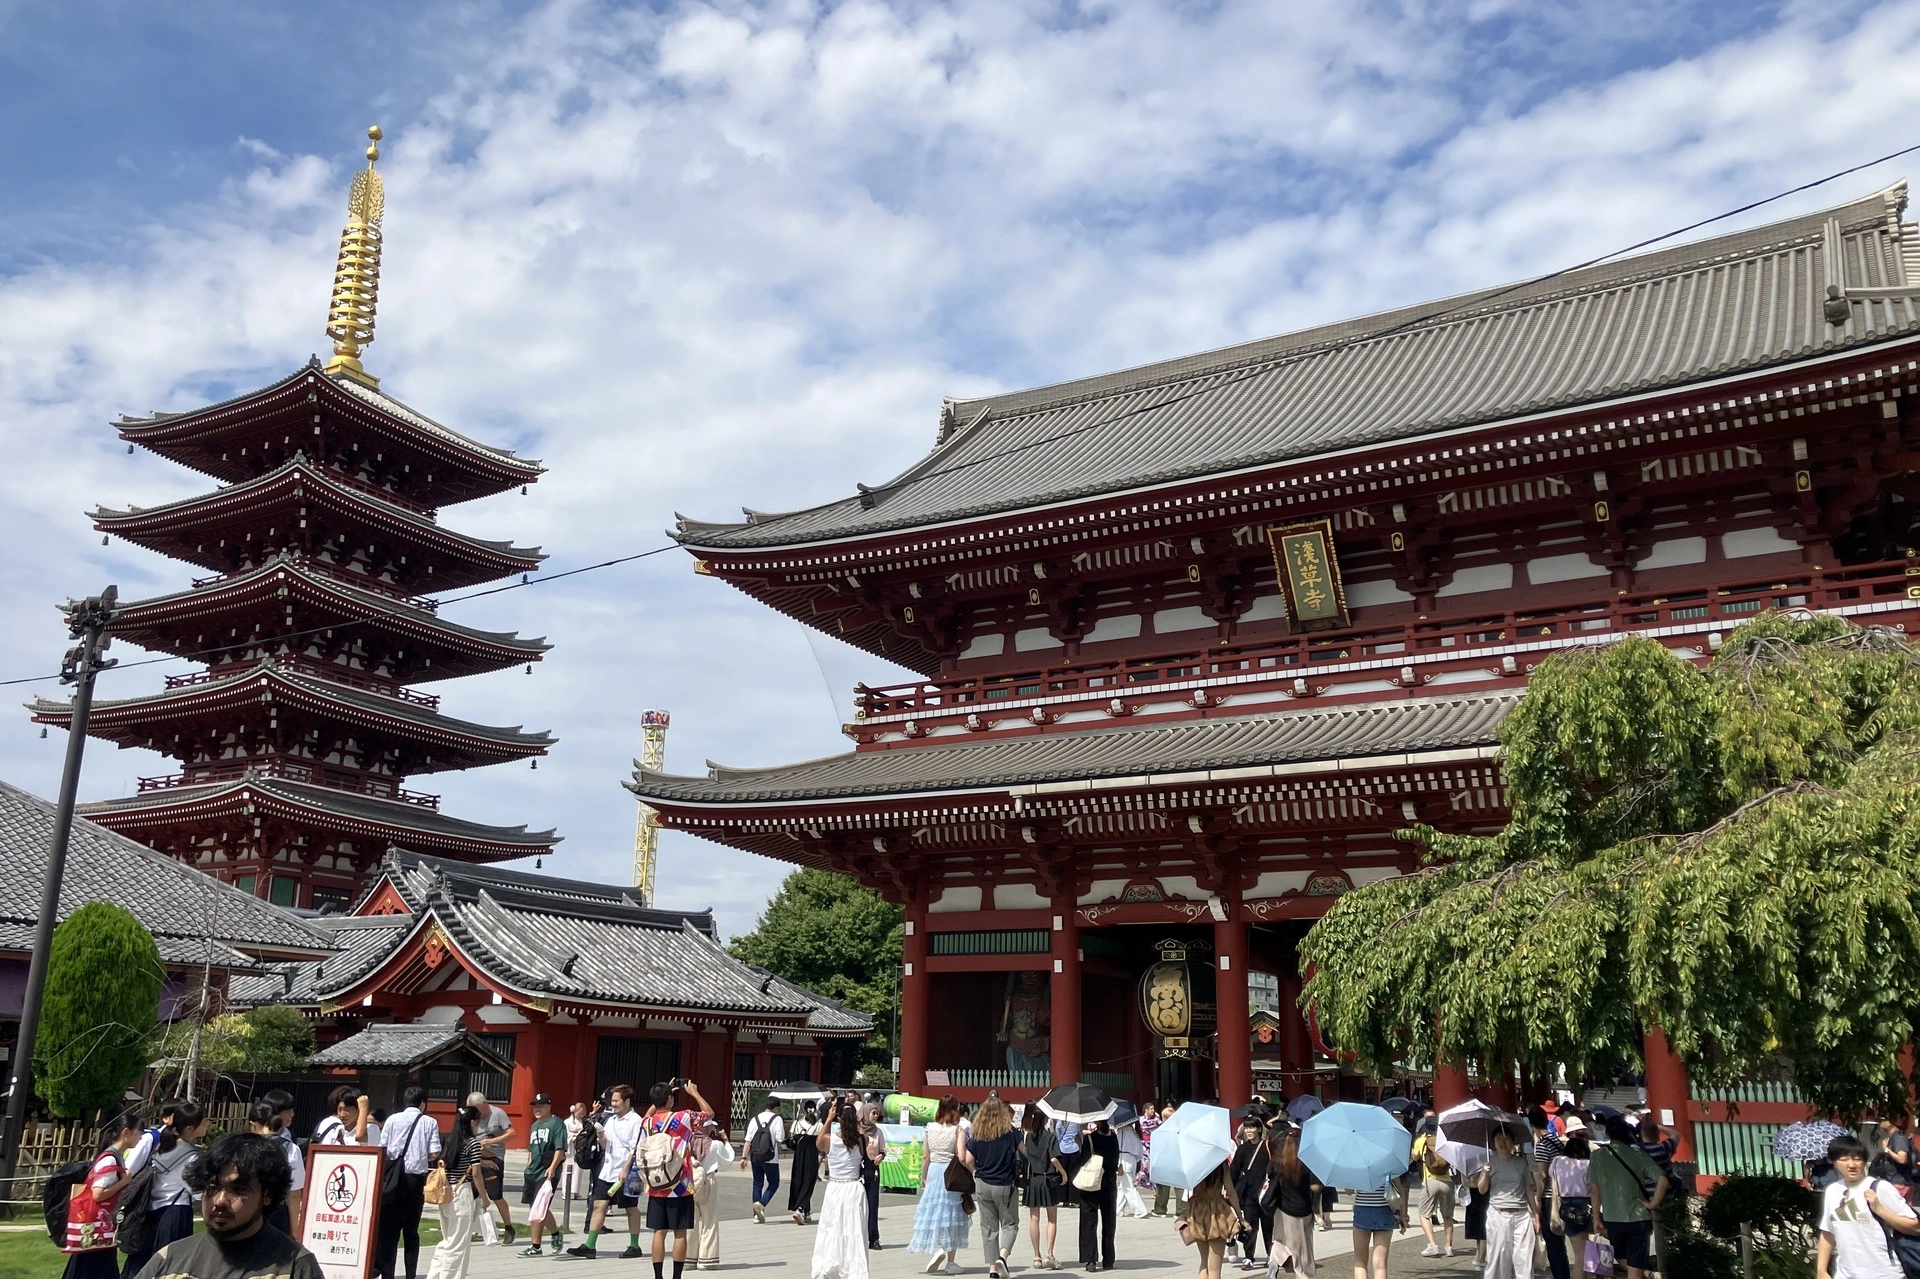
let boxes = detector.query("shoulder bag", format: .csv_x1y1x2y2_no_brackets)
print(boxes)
382,1116,427,1201
1072,1153,1106,1192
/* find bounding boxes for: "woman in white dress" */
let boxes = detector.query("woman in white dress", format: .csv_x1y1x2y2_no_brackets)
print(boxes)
811,1100,874,1279
692,1120,737,1270
910,1095,972,1272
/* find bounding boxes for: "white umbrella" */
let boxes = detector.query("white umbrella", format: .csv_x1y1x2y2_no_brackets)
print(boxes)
1434,1099,1507,1176
767,1081,829,1101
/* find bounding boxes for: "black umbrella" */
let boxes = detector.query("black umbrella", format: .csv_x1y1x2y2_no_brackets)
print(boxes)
1589,1105,1625,1122
1379,1097,1421,1116
1109,1099,1140,1128
1231,1102,1274,1122
1437,1103,1530,1149
1037,1082,1117,1124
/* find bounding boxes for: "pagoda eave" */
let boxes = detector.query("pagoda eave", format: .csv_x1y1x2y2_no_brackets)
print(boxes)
91,458,546,592
116,365,544,506
80,777,559,861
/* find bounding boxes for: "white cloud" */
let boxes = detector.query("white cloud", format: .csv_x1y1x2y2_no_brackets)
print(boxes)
3,0,1919,937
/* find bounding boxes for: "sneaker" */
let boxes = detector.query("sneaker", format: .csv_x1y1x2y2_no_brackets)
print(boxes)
1443,1247,1455,1257
519,1246,545,1258
562,1246,595,1259
505,1225,518,1245
550,1240,565,1255
1421,1245,1441,1257
792,1211,804,1225
754,1203,766,1224
619,1247,644,1259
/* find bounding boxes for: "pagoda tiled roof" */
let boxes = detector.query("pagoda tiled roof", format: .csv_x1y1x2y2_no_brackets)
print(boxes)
228,915,411,1006
29,660,554,770
231,850,873,1032
100,557,551,680
0,777,334,962
77,775,559,856
630,689,1517,805
677,184,1920,550
92,455,545,591
116,363,543,505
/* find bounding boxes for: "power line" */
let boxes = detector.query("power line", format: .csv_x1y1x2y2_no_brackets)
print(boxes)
9,141,1920,694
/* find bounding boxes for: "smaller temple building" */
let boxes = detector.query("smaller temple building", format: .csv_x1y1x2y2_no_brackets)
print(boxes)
231,850,870,1132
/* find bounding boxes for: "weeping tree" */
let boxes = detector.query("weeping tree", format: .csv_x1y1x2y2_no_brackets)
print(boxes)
1300,611,1920,1118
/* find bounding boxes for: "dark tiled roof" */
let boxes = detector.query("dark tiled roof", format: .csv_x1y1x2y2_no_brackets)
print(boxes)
309,1022,517,1071
31,660,555,765
678,185,1920,549
233,851,871,1034
629,690,1517,804
0,778,334,960
229,915,412,1006
77,776,560,852
91,455,545,592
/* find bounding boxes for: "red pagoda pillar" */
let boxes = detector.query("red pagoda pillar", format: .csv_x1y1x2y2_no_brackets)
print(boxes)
1214,913,1252,1107
1433,1061,1472,1111
1277,968,1313,1096
1642,1028,1696,1161
1051,897,1082,1085
899,905,930,1095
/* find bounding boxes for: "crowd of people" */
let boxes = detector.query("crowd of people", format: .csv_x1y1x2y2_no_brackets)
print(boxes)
64,1080,1920,1279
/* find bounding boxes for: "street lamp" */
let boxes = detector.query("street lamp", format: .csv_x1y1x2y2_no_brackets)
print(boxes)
0,586,118,1179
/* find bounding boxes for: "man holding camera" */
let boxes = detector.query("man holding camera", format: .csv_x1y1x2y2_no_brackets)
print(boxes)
642,1078,714,1279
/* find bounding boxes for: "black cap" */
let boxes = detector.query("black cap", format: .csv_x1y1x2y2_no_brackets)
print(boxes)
532,1093,553,1106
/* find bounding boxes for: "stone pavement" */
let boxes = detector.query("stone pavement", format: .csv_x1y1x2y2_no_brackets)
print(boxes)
458,1180,1497,1279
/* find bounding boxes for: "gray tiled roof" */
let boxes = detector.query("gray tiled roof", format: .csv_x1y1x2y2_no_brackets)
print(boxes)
0,778,334,960
91,456,545,591
32,660,556,761
308,1021,517,1071
679,185,1920,549
234,851,872,1035
229,915,412,1006
76,775,560,851
629,690,1517,804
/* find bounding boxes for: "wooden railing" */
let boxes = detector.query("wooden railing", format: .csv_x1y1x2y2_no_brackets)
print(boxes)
164,655,440,709
136,759,441,809
854,559,1919,725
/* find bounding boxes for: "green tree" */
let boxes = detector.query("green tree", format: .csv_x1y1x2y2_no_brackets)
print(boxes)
155,1005,317,1081
38,902,165,1118
1300,613,1920,1117
730,869,902,1070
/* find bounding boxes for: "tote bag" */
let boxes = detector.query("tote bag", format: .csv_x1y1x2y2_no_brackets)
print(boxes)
1073,1154,1106,1193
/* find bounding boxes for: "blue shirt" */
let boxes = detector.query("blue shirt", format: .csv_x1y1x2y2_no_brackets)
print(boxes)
1055,1122,1082,1155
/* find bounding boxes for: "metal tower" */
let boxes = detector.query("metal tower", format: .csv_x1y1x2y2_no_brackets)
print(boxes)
633,710,671,905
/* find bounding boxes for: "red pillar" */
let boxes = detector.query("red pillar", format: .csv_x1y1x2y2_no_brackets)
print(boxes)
1642,1028,1696,1161
900,904,931,1096
1433,1061,1472,1112
1214,914,1252,1108
1278,968,1314,1097
1050,897,1082,1085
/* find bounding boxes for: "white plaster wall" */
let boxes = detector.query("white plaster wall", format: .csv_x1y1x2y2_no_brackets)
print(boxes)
994,882,1049,910
960,632,1006,659
1085,614,1143,642
1153,605,1213,633
1722,526,1798,559
1635,537,1707,570
1346,579,1415,608
1014,627,1064,652
1245,870,1309,899
1437,563,1514,596
930,885,984,914
1526,552,1607,584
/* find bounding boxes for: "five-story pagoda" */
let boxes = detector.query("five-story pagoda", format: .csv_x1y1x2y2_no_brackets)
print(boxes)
32,127,559,910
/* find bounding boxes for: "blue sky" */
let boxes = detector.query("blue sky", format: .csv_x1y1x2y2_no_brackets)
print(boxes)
1,0,1915,936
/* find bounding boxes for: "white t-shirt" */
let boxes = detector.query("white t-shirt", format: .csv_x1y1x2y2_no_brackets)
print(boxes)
599,1110,645,1176
279,1130,305,1191
744,1112,785,1158
1820,1178,1916,1279
313,1116,358,1146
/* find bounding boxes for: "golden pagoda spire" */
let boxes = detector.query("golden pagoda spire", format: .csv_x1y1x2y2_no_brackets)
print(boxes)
322,125,386,387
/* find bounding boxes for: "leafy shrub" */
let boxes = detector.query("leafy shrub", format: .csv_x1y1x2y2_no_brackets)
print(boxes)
1702,1174,1818,1252
37,902,163,1117
1663,1230,1741,1279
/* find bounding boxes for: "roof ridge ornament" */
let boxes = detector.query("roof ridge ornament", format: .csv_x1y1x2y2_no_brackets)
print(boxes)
322,126,386,389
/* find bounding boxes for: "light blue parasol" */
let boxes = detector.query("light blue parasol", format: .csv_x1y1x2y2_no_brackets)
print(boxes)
1141,1102,1236,1189
1299,1101,1414,1191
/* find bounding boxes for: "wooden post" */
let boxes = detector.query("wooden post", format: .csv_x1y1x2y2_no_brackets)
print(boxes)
1433,1061,1472,1111
1642,1028,1696,1161
1214,913,1252,1108
899,904,930,1095
1050,897,1082,1086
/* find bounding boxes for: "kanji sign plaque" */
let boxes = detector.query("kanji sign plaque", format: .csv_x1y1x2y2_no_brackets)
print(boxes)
1267,519,1351,632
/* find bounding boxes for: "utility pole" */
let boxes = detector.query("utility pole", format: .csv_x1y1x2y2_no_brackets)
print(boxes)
0,586,117,1181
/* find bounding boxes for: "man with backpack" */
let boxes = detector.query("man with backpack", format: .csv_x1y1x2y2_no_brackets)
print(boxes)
565,1084,646,1260
637,1078,713,1279
738,1099,785,1224
1588,1115,1667,1279
377,1085,442,1279
1817,1133,1920,1279
1412,1118,1455,1259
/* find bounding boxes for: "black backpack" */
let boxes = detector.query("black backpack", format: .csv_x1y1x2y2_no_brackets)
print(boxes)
573,1122,604,1173
747,1116,777,1165
42,1159,93,1245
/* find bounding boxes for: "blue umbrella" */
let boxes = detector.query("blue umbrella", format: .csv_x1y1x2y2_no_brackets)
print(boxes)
1773,1120,1851,1162
1143,1102,1236,1190
1287,1095,1325,1122
1300,1101,1415,1191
